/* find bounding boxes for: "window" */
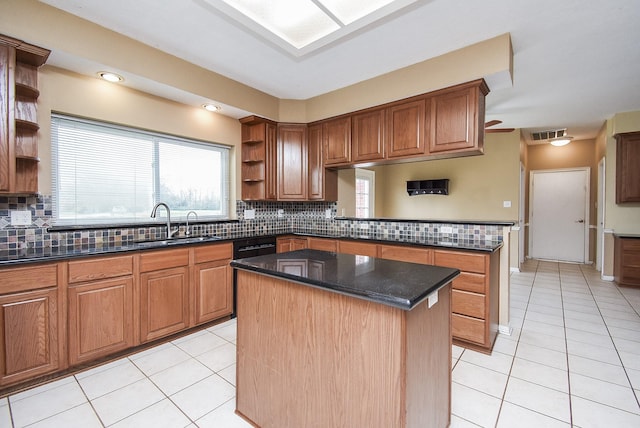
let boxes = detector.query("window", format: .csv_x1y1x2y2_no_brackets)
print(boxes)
355,168,375,218
51,114,230,225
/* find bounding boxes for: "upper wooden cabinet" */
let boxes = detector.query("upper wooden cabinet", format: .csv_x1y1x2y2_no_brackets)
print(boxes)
352,108,385,162
386,99,428,159
615,132,640,203
429,80,489,156
0,35,50,194
308,123,337,201
240,116,277,201
322,116,351,166
278,123,308,200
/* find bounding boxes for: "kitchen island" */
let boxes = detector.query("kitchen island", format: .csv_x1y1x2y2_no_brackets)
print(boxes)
231,249,459,428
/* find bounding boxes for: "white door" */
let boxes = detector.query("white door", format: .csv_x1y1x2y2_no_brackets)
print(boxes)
530,168,589,263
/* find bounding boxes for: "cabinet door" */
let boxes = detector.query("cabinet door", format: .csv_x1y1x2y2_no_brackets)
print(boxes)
194,260,232,325
0,288,59,385
429,82,485,154
308,237,337,252
0,44,11,192
323,116,351,166
615,132,640,203
140,266,189,342
308,124,337,201
386,99,427,158
352,108,385,162
265,123,278,200
68,277,134,365
278,124,307,200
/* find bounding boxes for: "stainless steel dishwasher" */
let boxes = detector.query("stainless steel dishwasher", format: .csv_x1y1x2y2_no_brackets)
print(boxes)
232,236,277,317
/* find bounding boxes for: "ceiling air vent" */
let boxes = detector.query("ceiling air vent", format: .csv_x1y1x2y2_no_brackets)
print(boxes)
531,129,566,141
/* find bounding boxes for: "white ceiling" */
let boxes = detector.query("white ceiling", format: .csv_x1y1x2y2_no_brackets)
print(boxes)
40,0,640,142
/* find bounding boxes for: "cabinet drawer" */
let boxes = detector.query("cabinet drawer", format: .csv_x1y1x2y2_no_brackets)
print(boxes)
452,313,486,345
338,240,377,257
68,255,134,284
378,244,432,264
193,243,232,264
308,238,338,252
452,289,485,319
434,250,487,274
452,272,486,294
139,248,189,272
0,263,58,294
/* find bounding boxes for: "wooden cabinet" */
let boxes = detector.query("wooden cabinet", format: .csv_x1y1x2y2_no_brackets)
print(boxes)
192,243,233,325
429,79,488,156
67,255,134,365
386,99,428,159
615,132,640,203
308,237,338,252
352,108,385,162
322,116,351,166
139,248,190,342
338,240,378,257
277,124,308,200
308,123,338,201
0,35,50,194
240,116,277,201
0,263,63,386
277,236,308,253
434,249,499,353
614,236,640,287
378,243,433,264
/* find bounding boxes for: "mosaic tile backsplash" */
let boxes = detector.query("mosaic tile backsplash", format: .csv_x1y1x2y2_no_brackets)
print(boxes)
0,195,504,252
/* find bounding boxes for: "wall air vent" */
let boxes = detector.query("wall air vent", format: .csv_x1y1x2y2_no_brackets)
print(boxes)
407,179,449,196
531,129,566,141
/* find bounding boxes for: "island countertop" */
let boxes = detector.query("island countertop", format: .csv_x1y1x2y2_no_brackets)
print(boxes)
231,249,460,310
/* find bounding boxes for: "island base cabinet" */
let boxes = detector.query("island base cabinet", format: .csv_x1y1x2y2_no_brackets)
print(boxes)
0,288,60,386
140,267,189,343
236,270,451,428
68,277,134,366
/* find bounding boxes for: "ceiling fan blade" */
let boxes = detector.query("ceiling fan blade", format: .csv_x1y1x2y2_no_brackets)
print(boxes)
485,120,503,128
485,128,515,133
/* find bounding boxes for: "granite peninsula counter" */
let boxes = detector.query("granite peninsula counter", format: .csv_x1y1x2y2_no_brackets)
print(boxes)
231,249,459,428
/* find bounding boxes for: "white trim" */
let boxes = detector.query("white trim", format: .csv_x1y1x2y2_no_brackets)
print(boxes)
510,267,521,273
602,275,615,281
498,325,513,336
511,226,521,231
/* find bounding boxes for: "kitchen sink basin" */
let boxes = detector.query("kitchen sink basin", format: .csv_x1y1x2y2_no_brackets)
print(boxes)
133,236,222,249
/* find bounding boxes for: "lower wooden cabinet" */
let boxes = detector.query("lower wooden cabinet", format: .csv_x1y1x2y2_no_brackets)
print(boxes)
68,277,134,365
277,236,308,253
378,243,432,264
193,243,233,325
0,262,63,386
614,235,640,286
434,249,499,353
338,240,378,257
308,237,337,252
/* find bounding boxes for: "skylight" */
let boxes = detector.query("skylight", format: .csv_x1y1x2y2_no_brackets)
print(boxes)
206,0,419,56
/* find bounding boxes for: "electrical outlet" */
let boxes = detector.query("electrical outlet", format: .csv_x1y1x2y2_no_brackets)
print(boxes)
244,209,255,220
277,209,284,218
11,210,32,226
503,200,512,208
325,209,332,219
440,226,453,234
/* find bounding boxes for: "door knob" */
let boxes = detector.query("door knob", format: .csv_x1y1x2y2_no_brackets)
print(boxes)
576,219,584,223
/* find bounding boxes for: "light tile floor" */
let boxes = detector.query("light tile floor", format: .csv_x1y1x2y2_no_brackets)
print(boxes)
1,260,639,427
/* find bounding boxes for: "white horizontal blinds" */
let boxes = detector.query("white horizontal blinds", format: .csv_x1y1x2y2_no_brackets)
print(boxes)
51,114,230,225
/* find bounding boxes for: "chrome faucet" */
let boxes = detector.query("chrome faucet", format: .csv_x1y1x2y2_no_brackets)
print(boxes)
185,211,198,236
150,202,179,238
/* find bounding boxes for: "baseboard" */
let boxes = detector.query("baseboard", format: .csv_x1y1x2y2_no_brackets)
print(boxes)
498,325,513,336
510,267,520,273
601,275,614,282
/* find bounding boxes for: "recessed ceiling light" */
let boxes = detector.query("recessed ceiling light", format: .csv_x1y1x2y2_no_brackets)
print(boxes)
203,103,222,112
98,71,124,83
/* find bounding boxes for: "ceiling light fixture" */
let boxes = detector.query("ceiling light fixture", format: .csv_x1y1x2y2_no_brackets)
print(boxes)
203,103,222,112
550,135,573,147
98,71,124,83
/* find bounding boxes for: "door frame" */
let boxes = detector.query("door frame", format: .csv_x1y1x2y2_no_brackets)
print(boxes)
528,167,590,263
596,158,606,272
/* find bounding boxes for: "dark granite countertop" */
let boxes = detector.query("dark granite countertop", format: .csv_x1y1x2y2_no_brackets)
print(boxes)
613,234,640,239
231,249,460,311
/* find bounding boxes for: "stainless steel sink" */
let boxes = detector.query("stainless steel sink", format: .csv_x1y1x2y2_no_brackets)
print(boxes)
133,236,221,249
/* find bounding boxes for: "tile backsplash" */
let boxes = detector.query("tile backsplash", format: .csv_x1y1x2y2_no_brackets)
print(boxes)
0,195,504,252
